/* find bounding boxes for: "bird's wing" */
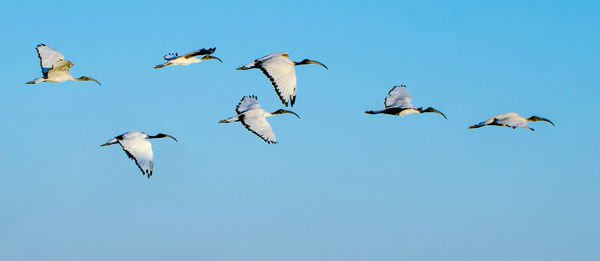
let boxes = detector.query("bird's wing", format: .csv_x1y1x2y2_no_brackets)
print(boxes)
46,60,74,78
384,86,413,108
183,48,216,59
236,96,261,114
163,53,180,61
240,111,277,144
118,138,154,177
36,44,65,77
52,60,74,71
498,115,528,128
258,55,297,106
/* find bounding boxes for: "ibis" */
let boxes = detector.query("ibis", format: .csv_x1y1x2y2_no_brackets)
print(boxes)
237,53,327,107
26,44,101,86
469,113,554,131
101,131,177,178
365,85,447,119
154,48,222,69
219,96,299,144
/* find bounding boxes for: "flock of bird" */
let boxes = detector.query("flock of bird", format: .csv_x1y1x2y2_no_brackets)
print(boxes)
27,44,555,178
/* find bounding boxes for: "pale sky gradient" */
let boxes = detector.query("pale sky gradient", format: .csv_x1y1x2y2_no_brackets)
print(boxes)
0,0,599,260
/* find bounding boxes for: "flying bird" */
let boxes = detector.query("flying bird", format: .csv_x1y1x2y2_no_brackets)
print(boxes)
154,47,222,69
365,85,447,119
26,44,101,86
237,53,327,107
469,113,554,131
101,131,177,178
219,96,299,144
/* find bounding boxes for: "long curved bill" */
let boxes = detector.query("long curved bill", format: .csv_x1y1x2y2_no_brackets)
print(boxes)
424,107,447,119
164,134,178,142
537,117,555,126
202,55,223,63
283,110,300,119
89,78,102,86
307,59,328,69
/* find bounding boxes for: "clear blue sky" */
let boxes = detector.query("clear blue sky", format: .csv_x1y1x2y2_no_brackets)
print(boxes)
0,0,598,260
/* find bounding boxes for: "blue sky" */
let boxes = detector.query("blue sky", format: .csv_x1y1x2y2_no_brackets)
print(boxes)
1,0,599,260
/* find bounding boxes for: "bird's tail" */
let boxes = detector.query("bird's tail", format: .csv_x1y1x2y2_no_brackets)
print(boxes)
154,63,167,69
219,116,240,123
26,78,45,84
365,110,382,114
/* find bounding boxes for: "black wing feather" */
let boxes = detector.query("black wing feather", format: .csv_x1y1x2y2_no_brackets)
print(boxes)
183,48,216,59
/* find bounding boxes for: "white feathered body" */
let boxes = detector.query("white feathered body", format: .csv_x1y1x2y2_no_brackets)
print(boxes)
158,56,202,68
476,113,530,129
105,131,154,176
242,53,298,107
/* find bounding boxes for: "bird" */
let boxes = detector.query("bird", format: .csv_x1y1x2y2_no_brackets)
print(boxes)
26,44,101,86
237,53,327,107
469,113,554,131
365,85,447,119
154,47,222,69
100,131,177,178
219,96,300,144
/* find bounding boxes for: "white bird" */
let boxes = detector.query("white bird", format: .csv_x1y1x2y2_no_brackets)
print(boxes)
154,47,222,69
237,53,327,107
26,44,101,86
365,85,447,119
469,113,554,131
219,96,300,144
101,131,177,178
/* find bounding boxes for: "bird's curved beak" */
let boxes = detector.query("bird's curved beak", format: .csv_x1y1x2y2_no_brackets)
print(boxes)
538,117,554,126
165,135,178,142
236,66,249,70
89,77,101,86
306,59,328,69
425,107,447,119
203,55,223,63
282,110,300,119
529,116,555,126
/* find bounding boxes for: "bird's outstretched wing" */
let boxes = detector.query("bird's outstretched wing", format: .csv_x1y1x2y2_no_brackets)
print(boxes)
240,110,277,144
52,60,74,71
46,60,74,79
236,96,261,114
36,44,65,77
163,53,179,61
183,48,216,59
118,138,154,177
384,85,413,108
257,54,297,107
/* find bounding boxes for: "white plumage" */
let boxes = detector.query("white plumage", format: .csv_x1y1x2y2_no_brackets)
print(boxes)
27,44,101,86
219,96,300,144
101,131,177,178
469,113,554,131
154,47,222,69
366,85,447,119
237,53,327,107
